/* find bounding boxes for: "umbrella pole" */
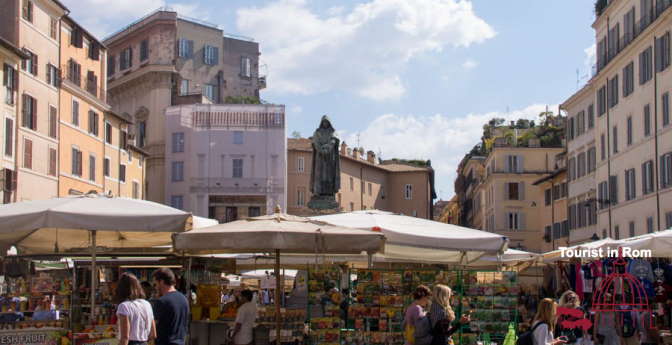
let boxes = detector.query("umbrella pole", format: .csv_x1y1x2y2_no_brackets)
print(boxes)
275,249,281,345
90,230,97,323
367,253,373,268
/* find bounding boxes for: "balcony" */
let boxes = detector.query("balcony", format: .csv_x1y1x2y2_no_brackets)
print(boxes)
596,2,672,75
189,177,284,194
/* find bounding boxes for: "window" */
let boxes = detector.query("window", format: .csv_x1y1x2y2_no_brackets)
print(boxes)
545,188,551,206
178,39,193,58
588,104,595,129
137,121,146,147
666,211,672,229
627,116,633,146
506,155,521,173
203,84,215,101
105,122,112,144
297,188,305,206
70,28,83,48
171,195,184,210
71,148,82,176
656,32,671,72
120,47,133,70
48,148,56,176
577,152,586,178
49,106,57,138
4,64,17,105
568,117,575,140
625,168,636,201
561,182,568,198
89,155,96,181
603,229,607,239
179,79,189,96
368,183,372,196
577,111,585,135
615,225,620,240
171,161,184,182
643,160,655,194
203,45,219,65
664,92,670,127
568,157,576,181
67,59,81,86
597,86,607,116
640,46,653,85
629,221,635,237
46,64,59,87
86,71,98,96
623,62,634,97
172,132,185,153
647,216,654,233
22,50,37,76
350,202,355,211
644,104,652,137
350,177,354,191
608,75,619,108
140,39,149,61
507,182,523,200
4,118,13,157
22,0,33,22
612,126,618,154
624,7,635,44
103,158,110,177
233,131,243,145
232,159,243,178
600,134,606,160
23,138,32,169
119,164,126,182
588,147,597,173
71,99,79,126
661,153,672,188
88,111,99,136
107,55,115,77
404,184,413,200
132,181,139,199
297,157,304,173
22,94,37,130
241,57,251,77
609,175,619,206
248,207,261,217
507,212,520,230
88,42,100,61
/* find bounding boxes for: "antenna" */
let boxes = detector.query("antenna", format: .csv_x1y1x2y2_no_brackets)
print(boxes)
577,68,580,90
356,133,361,148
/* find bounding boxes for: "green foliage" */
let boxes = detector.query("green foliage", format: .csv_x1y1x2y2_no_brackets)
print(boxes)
224,96,261,104
291,131,302,139
387,158,429,167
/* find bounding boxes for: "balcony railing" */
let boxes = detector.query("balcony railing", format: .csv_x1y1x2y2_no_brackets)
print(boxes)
189,177,283,194
192,111,284,129
596,2,672,75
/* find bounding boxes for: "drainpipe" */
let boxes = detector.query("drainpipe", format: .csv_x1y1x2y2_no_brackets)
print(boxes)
653,35,662,231
360,166,363,210
551,180,556,251
606,16,613,238
12,65,20,202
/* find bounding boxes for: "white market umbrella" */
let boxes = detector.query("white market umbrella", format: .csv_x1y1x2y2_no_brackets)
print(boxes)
240,269,298,279
469,248,541,267
173,209,385,345
542,237,623,262
0,193,193,317
614,229,672,257
311,210,508,263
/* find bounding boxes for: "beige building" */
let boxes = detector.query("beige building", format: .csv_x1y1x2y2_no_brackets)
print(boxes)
1,36,29,203
436,195,460,225
0,0,68,201
287,139,436,218
104,9,265,203
532,156,569,253
562,0,672,242
480,145,565,252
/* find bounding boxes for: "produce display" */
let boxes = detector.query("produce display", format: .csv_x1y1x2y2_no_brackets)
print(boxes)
258,307,306,343
308,266,344,345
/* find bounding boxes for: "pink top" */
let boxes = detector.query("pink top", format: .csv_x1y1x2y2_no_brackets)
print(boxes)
404,302,426,345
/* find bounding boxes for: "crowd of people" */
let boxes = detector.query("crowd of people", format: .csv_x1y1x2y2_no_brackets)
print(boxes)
403,284,471,345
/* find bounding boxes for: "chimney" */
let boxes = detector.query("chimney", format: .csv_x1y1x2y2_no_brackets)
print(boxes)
352,147,359,159
340,141,348,155
367,150,376,163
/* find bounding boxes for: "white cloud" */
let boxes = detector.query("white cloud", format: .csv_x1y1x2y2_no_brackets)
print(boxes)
237,0,496,101
462,59,478,70
289,105,304,114
340,104,557,198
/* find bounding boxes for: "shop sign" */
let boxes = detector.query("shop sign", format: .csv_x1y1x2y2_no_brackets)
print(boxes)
0,330,65,345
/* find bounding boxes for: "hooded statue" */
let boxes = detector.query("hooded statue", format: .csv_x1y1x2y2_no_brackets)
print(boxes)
308,116,340,209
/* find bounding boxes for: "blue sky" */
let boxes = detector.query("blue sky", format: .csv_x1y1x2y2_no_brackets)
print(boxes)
64,0,596,200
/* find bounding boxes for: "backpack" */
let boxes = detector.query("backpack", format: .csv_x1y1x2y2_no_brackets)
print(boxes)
414,313,434,345
516,322,546,345
621,312,636,338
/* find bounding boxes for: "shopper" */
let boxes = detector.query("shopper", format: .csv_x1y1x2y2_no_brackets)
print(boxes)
232,289,257,345
404,285,431,345
428,284,470,345
556,291,586,344
152,268,189,345
593,294,618,345
639,309,659,345
532,298,566,345
115,273,156,345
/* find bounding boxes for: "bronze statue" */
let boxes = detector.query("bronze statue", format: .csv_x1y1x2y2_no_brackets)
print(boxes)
308,116,340,210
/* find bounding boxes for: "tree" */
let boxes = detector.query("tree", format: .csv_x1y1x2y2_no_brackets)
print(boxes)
291,131,302,139
515,119,531,129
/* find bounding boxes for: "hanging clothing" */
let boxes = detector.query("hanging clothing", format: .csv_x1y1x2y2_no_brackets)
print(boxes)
582,265,593,293
627,259,654,282
575,263,584,300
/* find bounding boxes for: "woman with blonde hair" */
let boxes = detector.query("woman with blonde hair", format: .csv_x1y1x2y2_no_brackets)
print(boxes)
556,291,586,344
532,298,566,345
428,285,470,345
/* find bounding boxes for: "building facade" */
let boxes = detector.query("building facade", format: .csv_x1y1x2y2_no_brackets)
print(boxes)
0,0,68,201
286,139,436,218
562,0,672,242
533,157,569,253
164,104,285,221
0,37,29,203
104,9,265,203
436,195,460,225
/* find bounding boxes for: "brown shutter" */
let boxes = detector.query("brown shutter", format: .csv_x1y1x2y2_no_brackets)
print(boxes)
77,151,83,175
31,97,37,131
49,149,56,176
2,64,7,86
24,140,32,169
31,54,37,75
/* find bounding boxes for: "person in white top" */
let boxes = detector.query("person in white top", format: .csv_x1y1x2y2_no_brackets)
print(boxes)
115,273,157,345
532,298,567,345
233,290,257,345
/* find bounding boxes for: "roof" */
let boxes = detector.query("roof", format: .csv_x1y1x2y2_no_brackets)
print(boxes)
63,15,107,49
129,145,150,156
532,168,567,185
288,138,311,151
378,163,428,172
107,110,133,124
0,36,30,59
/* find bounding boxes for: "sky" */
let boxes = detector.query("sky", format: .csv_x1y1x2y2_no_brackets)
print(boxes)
62,0,597,200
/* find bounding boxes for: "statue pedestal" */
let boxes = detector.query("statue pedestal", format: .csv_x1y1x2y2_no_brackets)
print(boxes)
307,195,340,213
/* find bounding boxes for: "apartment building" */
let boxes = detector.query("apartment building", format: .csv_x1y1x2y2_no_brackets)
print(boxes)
1,37,29,203
164,104,285,221
287,139,437,218
455,156,486,228
104,9,265,203
436,195,460,225
562,0,672,242
0,0,68,201
104,110,147,199
532,155,569,253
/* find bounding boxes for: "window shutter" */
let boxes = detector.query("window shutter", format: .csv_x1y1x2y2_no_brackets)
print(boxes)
24,140,32,169
128,48,133,67
214,47,219,64
31,97,37,130
517,155,524,173
519,212,526,230
503,183,509,200
519,182,525,200
31,54,37,75
505,156,511,172
187,40,193,58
